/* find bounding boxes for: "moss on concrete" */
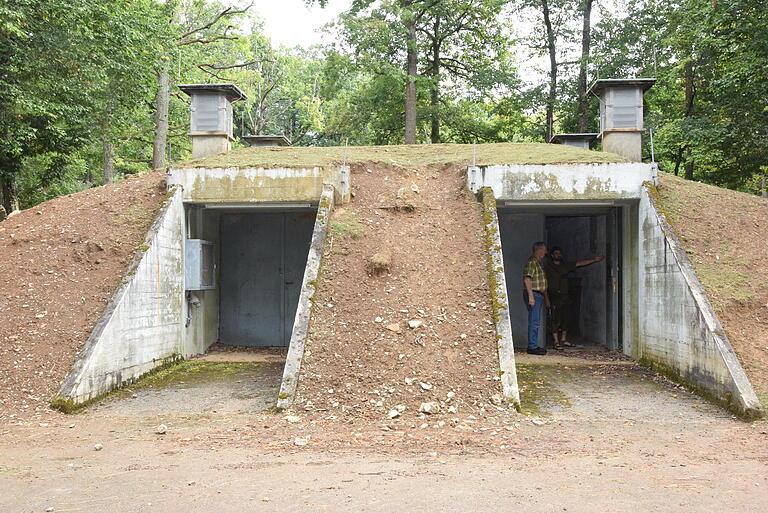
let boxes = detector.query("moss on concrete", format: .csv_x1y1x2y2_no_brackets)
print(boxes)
515,364,571,416
639,356,764,421
180,143,627,169
124,360,264,391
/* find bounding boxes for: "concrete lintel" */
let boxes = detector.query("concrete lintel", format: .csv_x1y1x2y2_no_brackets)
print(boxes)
276,184,335,409
467,163,658,201
167,166,351,205
480,187,521,410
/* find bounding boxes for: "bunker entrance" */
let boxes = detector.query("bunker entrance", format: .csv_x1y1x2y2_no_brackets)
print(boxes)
218,209,316,347
497,203,624,352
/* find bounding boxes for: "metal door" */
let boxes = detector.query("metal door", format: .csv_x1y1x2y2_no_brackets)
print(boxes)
606,207,622,350
219,211,315,347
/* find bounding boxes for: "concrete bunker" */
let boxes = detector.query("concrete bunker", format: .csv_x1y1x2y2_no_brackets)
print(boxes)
498,201,626,351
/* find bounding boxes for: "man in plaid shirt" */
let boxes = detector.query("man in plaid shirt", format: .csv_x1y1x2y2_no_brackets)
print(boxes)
523,241,550,355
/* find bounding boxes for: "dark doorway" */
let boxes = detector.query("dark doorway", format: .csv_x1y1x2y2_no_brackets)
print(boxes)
497,205,622,351
219,210,315,347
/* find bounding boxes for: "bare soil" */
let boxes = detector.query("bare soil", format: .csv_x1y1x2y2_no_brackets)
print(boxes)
1,352,766,512
0,170,167,421
295,164,510,428
658,173,768,403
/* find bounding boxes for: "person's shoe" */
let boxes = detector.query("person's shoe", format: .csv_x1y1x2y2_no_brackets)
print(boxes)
526,347,547,355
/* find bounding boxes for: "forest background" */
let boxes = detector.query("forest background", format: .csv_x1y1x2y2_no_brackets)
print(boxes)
1,0,766,213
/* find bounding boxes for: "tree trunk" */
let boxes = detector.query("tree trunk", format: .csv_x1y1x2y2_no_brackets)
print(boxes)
674,60,696,178
405,19,418,144
103,141,115,184
684,158,694,180
576,0,594,132
152,67,171,169
1,175,19,213
429,16,441,144
542,0,557,142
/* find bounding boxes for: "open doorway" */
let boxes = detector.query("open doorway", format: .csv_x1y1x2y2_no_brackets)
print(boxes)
497,203,623,352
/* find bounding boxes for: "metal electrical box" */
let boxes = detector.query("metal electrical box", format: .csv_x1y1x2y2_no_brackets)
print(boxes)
185,239,216,290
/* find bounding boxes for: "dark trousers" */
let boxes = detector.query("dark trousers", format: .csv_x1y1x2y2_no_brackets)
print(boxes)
549,291,571,332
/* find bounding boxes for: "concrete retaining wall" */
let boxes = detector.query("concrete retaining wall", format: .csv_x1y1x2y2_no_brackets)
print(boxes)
480,188,521,409
53,188,186,408
467,163,657,200
638,187,763,418
168,165,351,205
276,185,334,409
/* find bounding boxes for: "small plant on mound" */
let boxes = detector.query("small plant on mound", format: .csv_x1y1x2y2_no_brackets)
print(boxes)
329,210,363,239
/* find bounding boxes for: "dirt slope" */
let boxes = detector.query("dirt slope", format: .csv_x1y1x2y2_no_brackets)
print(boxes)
0,170,167,420
295,164,510,426
657,173,768,403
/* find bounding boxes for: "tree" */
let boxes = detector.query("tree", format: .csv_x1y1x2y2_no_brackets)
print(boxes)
151,1,255,170
0,0,166,212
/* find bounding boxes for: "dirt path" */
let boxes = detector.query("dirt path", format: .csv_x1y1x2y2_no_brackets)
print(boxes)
1,352,766,512
296,164,505,425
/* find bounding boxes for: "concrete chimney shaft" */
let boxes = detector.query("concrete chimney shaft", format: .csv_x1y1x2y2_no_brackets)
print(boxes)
588,78,655,162
178,83,247,159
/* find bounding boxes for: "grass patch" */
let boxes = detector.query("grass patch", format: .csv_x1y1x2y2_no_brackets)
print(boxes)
329,210,363,239
178,142,627,169
695,263,753,310
516,364,571,416
120,360,263,392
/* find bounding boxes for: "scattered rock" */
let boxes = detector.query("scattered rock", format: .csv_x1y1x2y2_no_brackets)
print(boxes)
419,382,433,390
284,415,301,424
294,436,309,447
407,319,423,329
155,424,167,435
93,443,103,451
531,419,546,426
446,391,456,400
187,480,196,486
386,323,402,333
447,405,458,414
396,404,406,413
45,508,54,512
388,409,401,419
490,393,504,406
374,316,384,323
419,402,441,414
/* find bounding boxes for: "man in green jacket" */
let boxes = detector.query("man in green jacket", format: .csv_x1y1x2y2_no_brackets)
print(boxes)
544,247,603,349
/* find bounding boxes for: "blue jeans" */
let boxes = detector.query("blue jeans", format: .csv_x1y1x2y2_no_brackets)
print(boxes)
524,290,544,350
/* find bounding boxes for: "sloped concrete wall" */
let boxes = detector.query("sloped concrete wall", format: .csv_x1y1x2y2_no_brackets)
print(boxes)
167,165,351,205
468,163,657,200
480,188,521,409
54,188,185,408
277,185,334,409
638,187,763,418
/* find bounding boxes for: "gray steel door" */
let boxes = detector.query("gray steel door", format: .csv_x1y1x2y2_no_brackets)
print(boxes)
219,211,315,347
606,207,622,350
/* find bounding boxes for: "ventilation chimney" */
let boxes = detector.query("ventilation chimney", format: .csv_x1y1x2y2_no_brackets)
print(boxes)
179,83,247,159
587,78,655,162
549,133,598,150
242,135,292,147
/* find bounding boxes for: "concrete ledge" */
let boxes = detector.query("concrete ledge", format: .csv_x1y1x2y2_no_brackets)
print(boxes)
639,186,763,419
480,187,521,410
52,187,185,410
467,163,657,200
167,165,350,204
276,184,335,409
